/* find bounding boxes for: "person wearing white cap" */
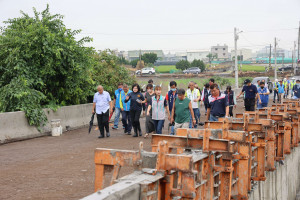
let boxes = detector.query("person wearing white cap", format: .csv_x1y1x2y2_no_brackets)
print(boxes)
290,78,296,98
273,79,280,103
283,78,289,99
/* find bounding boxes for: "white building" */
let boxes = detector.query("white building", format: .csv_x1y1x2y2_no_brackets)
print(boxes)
211,44,229,61
175,52,187,61
230,48,253,61
187,51,210,62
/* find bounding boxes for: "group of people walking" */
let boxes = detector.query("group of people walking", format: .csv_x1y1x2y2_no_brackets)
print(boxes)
92,78,236,138
92,77,300,138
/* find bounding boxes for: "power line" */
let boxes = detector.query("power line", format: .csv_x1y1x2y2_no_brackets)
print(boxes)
77,27,297,36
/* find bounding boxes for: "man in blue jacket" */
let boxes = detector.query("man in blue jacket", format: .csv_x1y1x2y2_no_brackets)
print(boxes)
112,83,124,129
120,84,132,134
257,81,270,109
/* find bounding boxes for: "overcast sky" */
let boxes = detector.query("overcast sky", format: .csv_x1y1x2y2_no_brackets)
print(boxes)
0,0,299,52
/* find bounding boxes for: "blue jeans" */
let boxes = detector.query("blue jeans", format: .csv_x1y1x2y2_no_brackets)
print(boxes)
257,102,268,109
170,126,175,135
189,108,200,128
114,107,122,128
153,120,165,134
209,115,224,122
121,111,132,133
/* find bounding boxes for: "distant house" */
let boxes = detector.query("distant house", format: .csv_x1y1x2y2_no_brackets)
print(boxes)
187,51,210,62
230,48,253,61
128,50,164,61
211,44,229,61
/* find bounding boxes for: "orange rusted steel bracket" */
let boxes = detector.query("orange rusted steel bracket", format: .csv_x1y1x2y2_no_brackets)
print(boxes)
94,141,203,192
265,126,276,171
234,142,251,199
151,133,233,153
251,139,267,181
176,127,247,143
214,152,233,200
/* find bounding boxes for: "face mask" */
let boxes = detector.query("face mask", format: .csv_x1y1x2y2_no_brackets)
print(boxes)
147,89,152,93
171,88,176,92
118,88,122,92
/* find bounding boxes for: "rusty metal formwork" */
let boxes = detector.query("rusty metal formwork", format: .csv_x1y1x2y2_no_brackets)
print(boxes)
91,100,300,200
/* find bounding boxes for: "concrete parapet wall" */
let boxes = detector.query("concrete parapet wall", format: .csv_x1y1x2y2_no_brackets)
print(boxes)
250,146,300,200
0,103,99,144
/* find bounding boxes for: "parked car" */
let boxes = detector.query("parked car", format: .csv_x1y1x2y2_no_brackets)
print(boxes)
278,65,293,72
183,67,201,74
135,67,156,75
251,77,273,93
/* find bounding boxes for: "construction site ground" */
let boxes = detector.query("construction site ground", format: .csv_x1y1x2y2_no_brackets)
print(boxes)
0,97,278,200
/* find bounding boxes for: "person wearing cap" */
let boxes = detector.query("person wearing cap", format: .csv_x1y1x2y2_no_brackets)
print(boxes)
290,78,296,98
283,78,289,99
237,79,261,111
292,80,300,99
277,80,285,103
257,81,270,109
273,79,280,103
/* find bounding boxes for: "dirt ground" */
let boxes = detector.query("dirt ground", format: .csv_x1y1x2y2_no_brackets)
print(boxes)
0,93,277,200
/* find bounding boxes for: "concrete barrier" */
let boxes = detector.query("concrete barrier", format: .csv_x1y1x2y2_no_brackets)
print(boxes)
0,103,99,144
249,146,300,200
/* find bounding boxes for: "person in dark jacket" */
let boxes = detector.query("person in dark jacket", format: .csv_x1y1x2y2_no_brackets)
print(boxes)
237,79,261,111
125,84,145,137
166,81,177,135
143,84,155,138
224,86,236,117
201,83,210,115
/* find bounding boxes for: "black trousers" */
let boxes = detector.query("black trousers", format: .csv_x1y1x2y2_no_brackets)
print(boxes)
130,109,142,132
273,90,279,102
245,98,255,111
229,106,233,117
121,111,132,133
96,110,109,136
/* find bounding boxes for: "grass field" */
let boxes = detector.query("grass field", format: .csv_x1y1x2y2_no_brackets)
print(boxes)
155,65,177,73
240,65,266,72
137,76,253,92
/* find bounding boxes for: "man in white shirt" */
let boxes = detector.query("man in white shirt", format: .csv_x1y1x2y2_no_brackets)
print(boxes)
92,85,113,138
185,81,201,128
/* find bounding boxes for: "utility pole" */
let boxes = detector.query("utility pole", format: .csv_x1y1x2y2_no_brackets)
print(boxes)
234,27,239,89
240,50,243,69
281,53,284,68
269,44,272,71
293,41,296,74
274,37,277,80
298,21,300,74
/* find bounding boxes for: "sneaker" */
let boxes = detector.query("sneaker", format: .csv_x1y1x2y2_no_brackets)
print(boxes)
127,132,131,135
112,126,118,130
106,132,110,137
98,135,104,138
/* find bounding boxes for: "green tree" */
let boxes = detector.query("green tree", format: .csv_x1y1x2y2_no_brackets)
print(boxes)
130,59,139,68
191,59,205,72
92,50,136,95
117,56,129,65
175,60,190,70
207,53,218,68
141,53,158,64
0,5,134,128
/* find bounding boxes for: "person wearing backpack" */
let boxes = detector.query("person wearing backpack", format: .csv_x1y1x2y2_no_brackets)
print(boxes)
224,86,236,117
166,81,178,135
146,86,170,134
201,83,210,115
